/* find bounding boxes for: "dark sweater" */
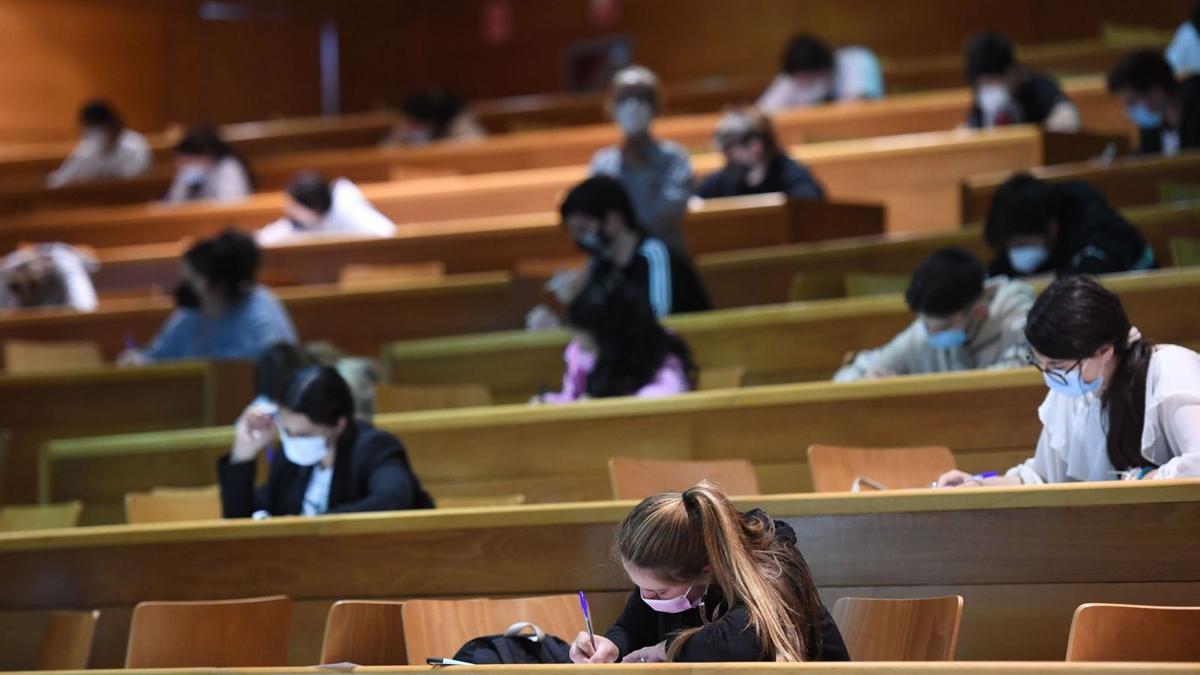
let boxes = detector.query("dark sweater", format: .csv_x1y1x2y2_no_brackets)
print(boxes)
967,70,1069,128
1135,76,1200,155
697,154,826,201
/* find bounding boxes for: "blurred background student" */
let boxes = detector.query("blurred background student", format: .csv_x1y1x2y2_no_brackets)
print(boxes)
0,243,99,312
697,107,825,200
164,126,255,203
46,100,150,188
1107,49,1200,156
256,171,396,246
381,89,487,146
964,32,1080,132
757,33,884,112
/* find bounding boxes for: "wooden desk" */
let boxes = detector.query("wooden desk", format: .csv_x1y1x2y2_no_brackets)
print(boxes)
15,665,1200,674
2,483,1198,667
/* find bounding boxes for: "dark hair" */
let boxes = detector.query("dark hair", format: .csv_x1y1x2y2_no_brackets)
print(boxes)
713,106,781,155
183,229,261,304
402,90,466,139
1192,0,1200,31
175,126,257,189
286,171,334,214
1107,49,1178,95
567,273,697,398
281,365,359,450
905,247,986,316
79,100,122,130
559,175,644,234
983,173,1058,250
1025,276,1155,471
253,342,314,403
965,32,1016,84
781,34,834,75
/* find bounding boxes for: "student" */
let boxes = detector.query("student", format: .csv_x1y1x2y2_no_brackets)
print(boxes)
381,89,487,146
984,173,1155,278
46,100,151,188
964,33,1081,132
570,482,849,662
1107,49,1200,156
256,171,396,246
1166,1,1200,76
696,107,825,201
757,34,884,112
119,230,297,364
560,176,711,316
834,248,1034,382
536,273,696,403
252,342,315,406
164,127,255,203
219,365,435,518
589,66,694,251
936,276,1200,487
0,243,99,312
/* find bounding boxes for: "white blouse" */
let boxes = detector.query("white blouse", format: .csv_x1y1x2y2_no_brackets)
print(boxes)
1008,345,1200,483
256,178,396,246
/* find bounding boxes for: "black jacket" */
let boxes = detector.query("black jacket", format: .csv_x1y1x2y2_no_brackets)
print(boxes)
1135,76,1200,155
697,154,826,201
967,70,1068,128
594,235,712,316
218,420,435,518
604,511,850,662
988,181,1156,278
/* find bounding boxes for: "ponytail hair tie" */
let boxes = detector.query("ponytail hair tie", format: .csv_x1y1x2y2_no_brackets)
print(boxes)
1126,326,1143,348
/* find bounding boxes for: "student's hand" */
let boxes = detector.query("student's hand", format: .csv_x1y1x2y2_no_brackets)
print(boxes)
231,404,277,463
116,349,151,368
622,641,668,663
862,365,896,380
545,269,587,304
933,469,982,488
524,304,562,332
569,632,618,664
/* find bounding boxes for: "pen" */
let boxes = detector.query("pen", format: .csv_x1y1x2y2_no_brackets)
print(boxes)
578,590,596,652
931,471,998,488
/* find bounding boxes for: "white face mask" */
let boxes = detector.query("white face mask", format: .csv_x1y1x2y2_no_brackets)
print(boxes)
614,98,653,137
278,426,330,466
976,84,1012,119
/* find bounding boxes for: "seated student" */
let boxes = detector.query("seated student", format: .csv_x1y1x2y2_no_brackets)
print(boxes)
570,482,848,663
119,230,297,364
696,107,825,201
256,171,396,246
1107,49,1200,156
834,248,1034,382
590,66,694,251
984,173,1155,278
757,34,884,112
381,89,487,146
0,243,98,312
164,127,255,203
219,365,435,518
251,341,315,407
937,276,1200,487
964,32,1081,132
46,100,150,188
1166,1,1200,76
536,274,696,403
560,176,711,316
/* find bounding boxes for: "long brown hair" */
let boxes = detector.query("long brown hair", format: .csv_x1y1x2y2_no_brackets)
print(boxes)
615,482,824,661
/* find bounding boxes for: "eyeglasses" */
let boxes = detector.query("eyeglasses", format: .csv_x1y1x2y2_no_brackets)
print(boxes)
1025,352,1081,387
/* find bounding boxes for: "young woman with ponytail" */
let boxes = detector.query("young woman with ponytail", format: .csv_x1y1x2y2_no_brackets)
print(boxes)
569,482,848,663
937,275,1200,487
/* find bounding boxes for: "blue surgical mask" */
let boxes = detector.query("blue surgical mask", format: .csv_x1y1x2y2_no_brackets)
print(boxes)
1008,244,1049,274
926,327,968,350
1126,103,1163,130
1044,367,1104,398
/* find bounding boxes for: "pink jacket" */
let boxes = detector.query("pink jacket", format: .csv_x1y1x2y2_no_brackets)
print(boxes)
540,339,691,403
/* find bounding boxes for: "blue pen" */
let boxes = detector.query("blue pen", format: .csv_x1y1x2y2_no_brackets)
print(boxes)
975,471,998,480
578,591,596,652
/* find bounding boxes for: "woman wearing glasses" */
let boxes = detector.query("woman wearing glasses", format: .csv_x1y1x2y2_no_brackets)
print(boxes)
937,275,1200,487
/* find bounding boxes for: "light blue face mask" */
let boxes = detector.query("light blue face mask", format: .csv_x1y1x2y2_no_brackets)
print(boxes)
925,325,968,350
1044,365,1104,398
1126,102,1163,129
1008,244,1049,274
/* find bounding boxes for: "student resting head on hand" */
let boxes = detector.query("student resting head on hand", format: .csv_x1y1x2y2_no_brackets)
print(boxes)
570,482,849,663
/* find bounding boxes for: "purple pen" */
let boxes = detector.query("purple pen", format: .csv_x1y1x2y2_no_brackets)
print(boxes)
578,591,597,652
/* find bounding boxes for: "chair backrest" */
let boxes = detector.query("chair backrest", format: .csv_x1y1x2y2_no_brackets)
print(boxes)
38,610,100,670
831,595,963,661
125,485,222,524
320,600,408,666
400,594,579,665
435,493,527,509
844,272,909,297
1066,603,1200,662
374,382,492,413
1170,236,1200,267
338,262,447,289
696,365,745,391
3,339,103,374
806,444,956,492
608,457,760,500
0,501,82,532
125,595,292,667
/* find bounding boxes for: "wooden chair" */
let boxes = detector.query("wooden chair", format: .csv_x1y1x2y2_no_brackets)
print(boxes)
124,485,222,524
1065,603,1200,662
0,501,82,532
696,365,745,390
435,493,527,509
807,444,956,492
374,382,492,413
338,262,447,289
1171,236,1200,267
3,339,103,374
37,610,100,670
319,600,407,666
124,595,292,667
608,457,760,500
400,595,579,665
844,272,909,297
831,595,964,661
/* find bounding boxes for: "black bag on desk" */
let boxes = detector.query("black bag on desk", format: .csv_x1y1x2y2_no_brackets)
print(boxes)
451,622,572,664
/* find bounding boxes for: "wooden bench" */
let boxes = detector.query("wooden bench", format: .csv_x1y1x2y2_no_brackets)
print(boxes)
11,666,1196,675
1,483,1196,667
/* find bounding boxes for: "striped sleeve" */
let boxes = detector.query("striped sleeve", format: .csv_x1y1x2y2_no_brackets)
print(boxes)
638,238,673,317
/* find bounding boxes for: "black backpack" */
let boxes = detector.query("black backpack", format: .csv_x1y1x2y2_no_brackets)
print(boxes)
450,622,572,665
